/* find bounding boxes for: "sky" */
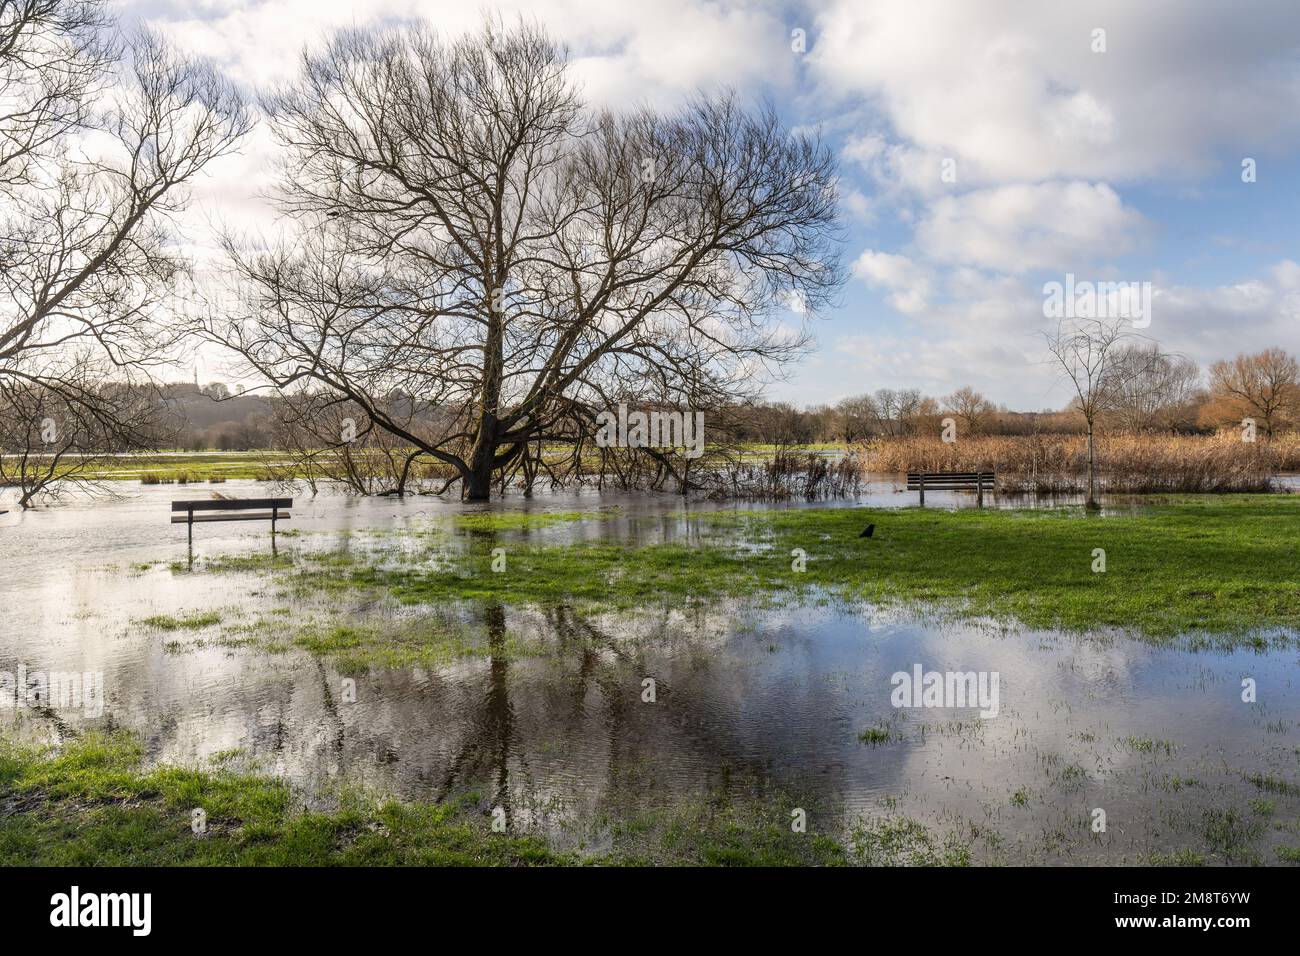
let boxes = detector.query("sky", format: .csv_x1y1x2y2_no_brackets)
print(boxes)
115,0,1300,412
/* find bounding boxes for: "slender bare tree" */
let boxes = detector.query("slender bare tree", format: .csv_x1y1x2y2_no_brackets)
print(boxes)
208,19,843,500
1045,317,1131,508
0,0,251,504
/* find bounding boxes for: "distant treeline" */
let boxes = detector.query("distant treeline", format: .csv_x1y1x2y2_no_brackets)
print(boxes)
134,382,1084,451
157,343,1300,451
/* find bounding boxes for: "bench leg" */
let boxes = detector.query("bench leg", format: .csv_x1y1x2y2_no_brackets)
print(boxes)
977,482,984,507
918,476,925,506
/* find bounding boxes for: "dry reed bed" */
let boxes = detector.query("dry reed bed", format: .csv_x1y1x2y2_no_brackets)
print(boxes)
862,433,1300,493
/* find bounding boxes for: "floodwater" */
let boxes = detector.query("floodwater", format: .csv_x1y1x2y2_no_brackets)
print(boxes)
1,479,1298,863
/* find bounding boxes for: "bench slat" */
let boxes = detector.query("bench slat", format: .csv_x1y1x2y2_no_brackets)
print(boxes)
171,512,290,524
171,498,293,512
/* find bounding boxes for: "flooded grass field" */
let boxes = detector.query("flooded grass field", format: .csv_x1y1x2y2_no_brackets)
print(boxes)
2,480,1299,865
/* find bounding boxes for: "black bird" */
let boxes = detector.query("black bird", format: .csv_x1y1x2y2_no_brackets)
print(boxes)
859,523,875,538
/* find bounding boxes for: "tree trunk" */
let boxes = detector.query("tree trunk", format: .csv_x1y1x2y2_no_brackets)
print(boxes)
464,426,496,501
1085,421,1098,509
464,282,506,501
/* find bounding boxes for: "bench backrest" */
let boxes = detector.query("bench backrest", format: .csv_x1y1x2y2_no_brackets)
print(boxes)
171,498,293,512
906,472,994,487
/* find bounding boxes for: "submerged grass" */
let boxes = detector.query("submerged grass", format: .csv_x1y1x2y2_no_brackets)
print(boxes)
0,732,562,866
0,732,861,866
158,604,549,673
140,612,223,631
189,496,1300,647
450,510,616,531
285,617,543,672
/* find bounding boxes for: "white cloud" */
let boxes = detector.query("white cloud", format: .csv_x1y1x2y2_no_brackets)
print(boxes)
796,260,1300,410
1152,261,1300,361
119,0,794,100
810,0,1300,185
914,181,1150,273
852,250,932,314
841,188,875,223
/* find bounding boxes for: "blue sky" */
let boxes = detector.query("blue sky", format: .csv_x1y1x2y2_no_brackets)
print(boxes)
119,0,1300,410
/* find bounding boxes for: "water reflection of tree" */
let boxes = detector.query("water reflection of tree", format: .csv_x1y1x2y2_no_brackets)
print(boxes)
434,603,529,828
433,602,642,826
428,598,845,831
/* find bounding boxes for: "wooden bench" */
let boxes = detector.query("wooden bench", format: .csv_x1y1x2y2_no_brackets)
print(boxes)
906,472,994,506
171,498,292,547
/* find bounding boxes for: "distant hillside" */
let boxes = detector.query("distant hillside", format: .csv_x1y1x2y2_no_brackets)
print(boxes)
159,383,273,450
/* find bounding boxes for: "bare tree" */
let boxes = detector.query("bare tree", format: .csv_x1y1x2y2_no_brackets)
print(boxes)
866,388,933,437
943,386,994,436
208,19,843,500
0,376,157,506
1207,348,1298,438
0,0,251,505
262,388,456,496
0,0,107,184
835,393,878,442
1044,318,1131,508
1101,343,1200,433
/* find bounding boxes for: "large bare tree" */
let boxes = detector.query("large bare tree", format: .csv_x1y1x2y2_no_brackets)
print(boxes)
209,20,843,500
0,0,250,504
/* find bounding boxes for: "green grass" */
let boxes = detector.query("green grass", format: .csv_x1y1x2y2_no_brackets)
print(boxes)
0,732,563,866
284,618,543,673
1121,736,1174,756
0,732,862,866
450,510,616,531
848,815,972,866
75,451,278,481
858,722,900,746
1148,848,1209,866
1244,772,1300,796
1200,808,1264,864
139,612,223,631
191,496,1300,648
602,797,848,866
